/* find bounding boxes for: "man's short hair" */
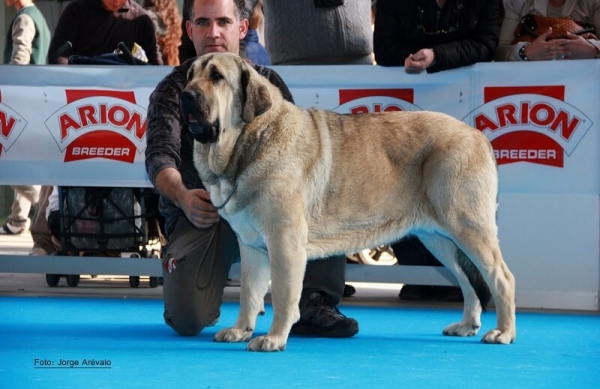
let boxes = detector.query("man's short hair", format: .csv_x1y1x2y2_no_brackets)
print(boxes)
185,0,248,21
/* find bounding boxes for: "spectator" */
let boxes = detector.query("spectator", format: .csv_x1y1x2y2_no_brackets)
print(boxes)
374,0,504,73
145,0,359,338
178,0,196,62
262,0,374,298
47,0,163,65
263,0,373,65
2,0,49,236
144,0,183,65
3,0,50,65
29,186,55,255
373,0,504,301
242,0,270,65
0,186,40,235
495,0,600,61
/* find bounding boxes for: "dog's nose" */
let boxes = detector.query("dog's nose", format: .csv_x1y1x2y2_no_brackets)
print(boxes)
181,89,196,104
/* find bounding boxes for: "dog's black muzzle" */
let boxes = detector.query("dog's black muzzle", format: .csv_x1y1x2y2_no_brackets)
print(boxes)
180,89,219,144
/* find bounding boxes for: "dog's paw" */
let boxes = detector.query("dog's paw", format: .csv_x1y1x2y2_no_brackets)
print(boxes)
246,335,286,352
481,329,515,344
442,321,480,337
214,327,253,343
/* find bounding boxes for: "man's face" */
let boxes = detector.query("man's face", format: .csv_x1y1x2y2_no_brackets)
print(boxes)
101,0,129,12
186,0,249,56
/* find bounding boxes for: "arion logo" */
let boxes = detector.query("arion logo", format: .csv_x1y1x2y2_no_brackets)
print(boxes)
333,89,422,114
0,92,27,157
45,90,147,163
463,86,592,167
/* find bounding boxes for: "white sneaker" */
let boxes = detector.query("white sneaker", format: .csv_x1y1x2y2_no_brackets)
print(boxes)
0,219,30,235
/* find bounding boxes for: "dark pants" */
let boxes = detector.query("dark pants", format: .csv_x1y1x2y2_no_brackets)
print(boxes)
161,215,346,336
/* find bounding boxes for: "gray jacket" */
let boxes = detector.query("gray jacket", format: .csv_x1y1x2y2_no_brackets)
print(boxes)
263,0,373,64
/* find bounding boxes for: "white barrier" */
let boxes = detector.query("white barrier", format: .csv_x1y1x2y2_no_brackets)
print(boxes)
0,61,598,310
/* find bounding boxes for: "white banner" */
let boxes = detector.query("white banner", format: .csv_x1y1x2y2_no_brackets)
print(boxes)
0,61,598,193
0,61,599,309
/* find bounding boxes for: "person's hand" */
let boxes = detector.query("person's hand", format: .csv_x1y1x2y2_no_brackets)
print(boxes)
404,48,435,74
523,27,570,60
179,188,220,229
564,32,600,59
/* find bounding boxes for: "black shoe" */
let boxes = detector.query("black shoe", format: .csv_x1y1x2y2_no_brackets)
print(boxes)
291,292,359,338
435,286,464,302
398,284,435,301
343,284,356,297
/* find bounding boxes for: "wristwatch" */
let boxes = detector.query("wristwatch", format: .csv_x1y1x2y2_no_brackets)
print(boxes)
518,43,531,61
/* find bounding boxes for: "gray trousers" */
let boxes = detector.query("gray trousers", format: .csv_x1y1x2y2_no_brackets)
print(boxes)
162,215,346,336
7,185,40,228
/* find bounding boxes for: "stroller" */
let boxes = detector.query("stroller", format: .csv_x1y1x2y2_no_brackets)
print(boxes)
45,43,163,288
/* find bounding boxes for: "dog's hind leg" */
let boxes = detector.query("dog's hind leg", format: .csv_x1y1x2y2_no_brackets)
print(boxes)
416,233,484,337
214,243,271,344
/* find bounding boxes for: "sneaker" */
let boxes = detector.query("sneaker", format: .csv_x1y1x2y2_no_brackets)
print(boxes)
291,291,359,338
435,286,464,302
0,220,30,235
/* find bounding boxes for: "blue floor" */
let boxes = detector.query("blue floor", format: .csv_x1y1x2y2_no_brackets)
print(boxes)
1,297,599,389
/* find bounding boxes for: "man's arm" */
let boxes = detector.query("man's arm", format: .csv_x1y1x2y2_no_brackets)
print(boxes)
9,14,35,64
145,71,219,229
254,65,295,104
153,168,219,228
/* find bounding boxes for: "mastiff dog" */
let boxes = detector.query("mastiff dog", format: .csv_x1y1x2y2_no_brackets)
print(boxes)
181,52,516,352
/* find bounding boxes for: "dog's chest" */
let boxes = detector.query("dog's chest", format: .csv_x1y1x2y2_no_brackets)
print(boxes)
225,210,266,250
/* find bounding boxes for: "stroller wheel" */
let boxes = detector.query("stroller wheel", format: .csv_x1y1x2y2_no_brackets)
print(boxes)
66,275,80,287
129,276,140,288
46,274,61,287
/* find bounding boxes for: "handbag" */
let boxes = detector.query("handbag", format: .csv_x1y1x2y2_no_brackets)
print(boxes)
512,14,597,43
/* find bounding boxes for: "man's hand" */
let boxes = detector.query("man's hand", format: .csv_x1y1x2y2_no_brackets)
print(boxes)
179,188,220,229
154,167,220,230
404,48,435,74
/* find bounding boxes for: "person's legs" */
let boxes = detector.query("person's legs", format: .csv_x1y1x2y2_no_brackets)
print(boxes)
392,236,462,302
162,216,239,336
29,186,55,254
292,255,359,337
1,185,40,234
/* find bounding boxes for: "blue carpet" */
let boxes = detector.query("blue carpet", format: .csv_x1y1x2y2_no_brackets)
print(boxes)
0,297,598,389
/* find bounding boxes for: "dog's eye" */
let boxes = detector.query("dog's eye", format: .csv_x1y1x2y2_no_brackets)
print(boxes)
210,69,223,82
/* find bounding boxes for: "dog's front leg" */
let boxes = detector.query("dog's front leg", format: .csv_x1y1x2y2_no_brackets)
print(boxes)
214,242,270,344
246,231,307,352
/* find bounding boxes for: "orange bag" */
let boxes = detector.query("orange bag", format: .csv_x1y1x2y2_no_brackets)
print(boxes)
512,14,597,43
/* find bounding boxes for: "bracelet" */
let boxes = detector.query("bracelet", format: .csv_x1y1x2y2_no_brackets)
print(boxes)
518,43,530,61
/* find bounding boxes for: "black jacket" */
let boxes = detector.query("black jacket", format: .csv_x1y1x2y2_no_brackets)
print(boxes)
145,58,293,232
374,0,504,73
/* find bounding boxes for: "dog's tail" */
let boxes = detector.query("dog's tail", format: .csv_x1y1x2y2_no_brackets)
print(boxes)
457,249,492,310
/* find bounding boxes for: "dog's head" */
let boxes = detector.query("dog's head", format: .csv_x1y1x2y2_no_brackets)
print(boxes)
181,52,272,144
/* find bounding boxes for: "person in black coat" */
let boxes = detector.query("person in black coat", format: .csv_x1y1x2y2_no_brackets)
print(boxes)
373,0,504,300
374,0,504,73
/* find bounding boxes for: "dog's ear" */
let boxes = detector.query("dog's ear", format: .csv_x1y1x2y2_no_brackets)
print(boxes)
241,63,272,123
